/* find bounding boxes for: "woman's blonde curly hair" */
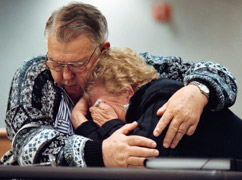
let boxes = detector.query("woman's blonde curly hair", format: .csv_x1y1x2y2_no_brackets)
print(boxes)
84,47,159,100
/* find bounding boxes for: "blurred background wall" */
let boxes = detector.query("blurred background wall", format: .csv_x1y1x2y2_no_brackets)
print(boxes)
0,0,242,127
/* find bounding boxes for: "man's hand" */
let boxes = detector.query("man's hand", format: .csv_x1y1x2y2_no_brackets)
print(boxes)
103,121,159,168
71,98,88,129
153,85,208,149
90,102,118,126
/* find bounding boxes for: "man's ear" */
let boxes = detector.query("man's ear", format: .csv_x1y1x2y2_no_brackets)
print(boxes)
100,41,110,52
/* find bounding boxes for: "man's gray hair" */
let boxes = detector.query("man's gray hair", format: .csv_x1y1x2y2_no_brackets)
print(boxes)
44,2,108,46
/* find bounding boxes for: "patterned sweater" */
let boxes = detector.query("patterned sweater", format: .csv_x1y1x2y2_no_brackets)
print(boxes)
0,53,237,167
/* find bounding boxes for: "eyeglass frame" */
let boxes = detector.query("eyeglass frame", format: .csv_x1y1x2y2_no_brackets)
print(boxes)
45,46,99,73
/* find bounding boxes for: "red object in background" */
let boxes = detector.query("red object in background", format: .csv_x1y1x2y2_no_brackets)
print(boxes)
152,2,172,22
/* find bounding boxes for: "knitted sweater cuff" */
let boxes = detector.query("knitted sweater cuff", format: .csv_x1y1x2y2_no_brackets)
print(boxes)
84,140,104,167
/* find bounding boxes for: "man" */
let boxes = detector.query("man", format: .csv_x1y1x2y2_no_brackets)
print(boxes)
1,2,237,168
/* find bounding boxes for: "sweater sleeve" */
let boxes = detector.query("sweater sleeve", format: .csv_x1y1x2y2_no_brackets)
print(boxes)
75,121,100,139
1,56,97,167
84,140,104,167
75,119,125,140
139,52,237,111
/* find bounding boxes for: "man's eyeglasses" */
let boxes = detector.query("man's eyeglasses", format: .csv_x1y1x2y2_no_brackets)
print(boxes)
45,46,99,73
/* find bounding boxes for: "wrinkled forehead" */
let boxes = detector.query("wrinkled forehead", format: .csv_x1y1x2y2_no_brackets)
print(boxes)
47,34,95,62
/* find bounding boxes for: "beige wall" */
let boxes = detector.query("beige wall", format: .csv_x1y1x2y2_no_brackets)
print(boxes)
0,128,11,157
0,0,242,127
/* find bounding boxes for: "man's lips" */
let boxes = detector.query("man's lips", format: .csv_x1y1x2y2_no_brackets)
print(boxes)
64,85,79,89
63,84,80,91
64,85,77,87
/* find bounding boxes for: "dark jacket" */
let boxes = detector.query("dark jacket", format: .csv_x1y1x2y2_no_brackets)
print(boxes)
77,78,242,159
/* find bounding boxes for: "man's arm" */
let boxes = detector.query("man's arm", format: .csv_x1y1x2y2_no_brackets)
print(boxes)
140,53,237,110
140,53,237,148
3,57,89,166
8,123,89,167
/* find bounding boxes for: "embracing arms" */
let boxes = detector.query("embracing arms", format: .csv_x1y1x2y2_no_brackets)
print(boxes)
73,54,237,149
140,53,237,148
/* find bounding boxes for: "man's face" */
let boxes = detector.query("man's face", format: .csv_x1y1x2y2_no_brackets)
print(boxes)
47,35,99,102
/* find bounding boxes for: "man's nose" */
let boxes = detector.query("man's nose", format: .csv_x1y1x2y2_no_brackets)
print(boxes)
63,65,74,80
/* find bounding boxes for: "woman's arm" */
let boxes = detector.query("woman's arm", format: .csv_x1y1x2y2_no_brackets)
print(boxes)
73,101,125,140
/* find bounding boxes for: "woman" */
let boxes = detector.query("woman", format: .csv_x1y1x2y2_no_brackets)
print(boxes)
71,47,242,159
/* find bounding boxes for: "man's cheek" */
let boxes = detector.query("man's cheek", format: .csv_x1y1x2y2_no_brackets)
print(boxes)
78,77,88,89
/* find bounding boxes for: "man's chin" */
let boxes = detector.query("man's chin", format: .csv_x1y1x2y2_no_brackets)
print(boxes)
65,89,83,102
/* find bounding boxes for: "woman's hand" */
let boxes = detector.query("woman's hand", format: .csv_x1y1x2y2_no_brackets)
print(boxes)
90,102,118,126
